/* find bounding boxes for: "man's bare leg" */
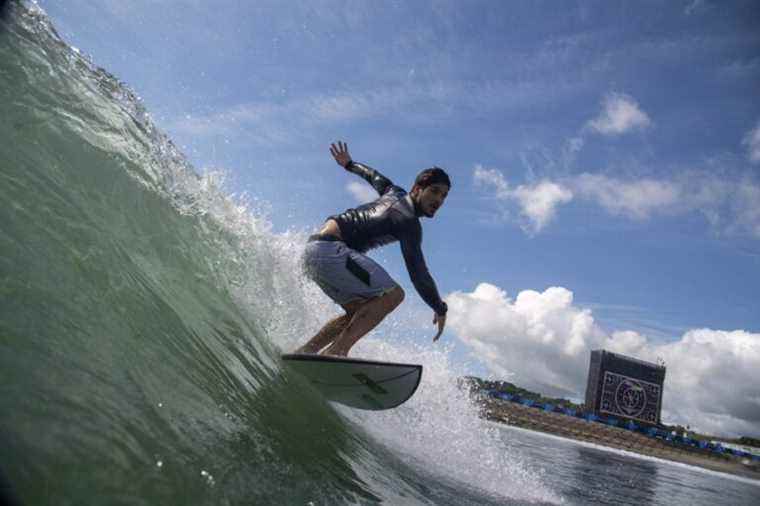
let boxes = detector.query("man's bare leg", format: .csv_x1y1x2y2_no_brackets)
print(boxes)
322,287,404,357
295,313,352,354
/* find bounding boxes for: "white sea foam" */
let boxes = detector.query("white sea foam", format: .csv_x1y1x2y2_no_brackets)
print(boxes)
344,338,563,504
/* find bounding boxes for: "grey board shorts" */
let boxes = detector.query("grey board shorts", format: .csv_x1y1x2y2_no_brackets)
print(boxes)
302,237,399,306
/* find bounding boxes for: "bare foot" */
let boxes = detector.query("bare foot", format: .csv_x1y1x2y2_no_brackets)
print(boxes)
294,346,319,355
320,348,348,357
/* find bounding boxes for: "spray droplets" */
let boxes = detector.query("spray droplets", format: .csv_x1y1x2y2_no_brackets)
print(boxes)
200,469,216,487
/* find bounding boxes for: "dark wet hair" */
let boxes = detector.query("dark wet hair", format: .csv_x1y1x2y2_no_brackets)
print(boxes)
414,167,451,189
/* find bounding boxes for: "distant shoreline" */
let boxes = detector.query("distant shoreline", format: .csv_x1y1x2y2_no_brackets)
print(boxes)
482,398,760,481
490,421,760,487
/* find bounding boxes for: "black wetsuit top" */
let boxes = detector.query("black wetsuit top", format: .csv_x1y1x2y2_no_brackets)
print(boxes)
329,161,448,315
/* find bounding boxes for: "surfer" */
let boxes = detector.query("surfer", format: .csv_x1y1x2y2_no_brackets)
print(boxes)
296,141,450,357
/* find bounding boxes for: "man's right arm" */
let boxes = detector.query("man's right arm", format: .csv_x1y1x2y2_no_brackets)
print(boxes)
330,141,393,195
344,161,394,196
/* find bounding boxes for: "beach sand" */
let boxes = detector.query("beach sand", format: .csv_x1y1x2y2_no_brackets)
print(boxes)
482,398,760,481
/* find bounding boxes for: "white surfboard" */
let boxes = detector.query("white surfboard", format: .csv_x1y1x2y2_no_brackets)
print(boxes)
281,353,422,410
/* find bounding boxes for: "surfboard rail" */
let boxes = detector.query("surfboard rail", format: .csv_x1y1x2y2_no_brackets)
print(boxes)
281,353,423,410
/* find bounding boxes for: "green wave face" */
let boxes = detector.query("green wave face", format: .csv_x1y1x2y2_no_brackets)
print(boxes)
0,3,391,504
0,3,557,505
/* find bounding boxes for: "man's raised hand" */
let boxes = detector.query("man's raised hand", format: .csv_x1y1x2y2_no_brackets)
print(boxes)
330,141,352,168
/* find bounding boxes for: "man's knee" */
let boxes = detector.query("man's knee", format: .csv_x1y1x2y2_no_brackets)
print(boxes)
344,287,403,317
342,300,362,316
386,286,404,309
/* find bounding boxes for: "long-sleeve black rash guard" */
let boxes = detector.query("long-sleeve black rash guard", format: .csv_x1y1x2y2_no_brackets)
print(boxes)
329,161,448,315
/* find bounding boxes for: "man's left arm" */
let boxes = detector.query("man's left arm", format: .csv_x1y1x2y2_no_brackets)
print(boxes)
399,227,447,341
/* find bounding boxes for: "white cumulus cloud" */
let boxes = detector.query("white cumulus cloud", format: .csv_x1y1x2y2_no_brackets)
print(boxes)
473,165,511,198
743,122,760,163
587,93,652,135
446,282,760,437
571,173,760,238
346,181,377,203
473,166,573,233
512,181,574,233
572,173,681,219
473,167,760,238
732,180,760,237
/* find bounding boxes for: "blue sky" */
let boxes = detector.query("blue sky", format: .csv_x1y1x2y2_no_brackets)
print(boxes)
39,0,760,436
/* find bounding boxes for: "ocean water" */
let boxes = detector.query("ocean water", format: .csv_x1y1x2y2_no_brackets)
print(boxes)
0,2,758,504
495,424,760,505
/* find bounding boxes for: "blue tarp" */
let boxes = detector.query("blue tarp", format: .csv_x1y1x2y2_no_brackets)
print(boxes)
480,389,760,460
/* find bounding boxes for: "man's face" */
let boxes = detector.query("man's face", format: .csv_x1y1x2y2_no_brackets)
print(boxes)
415,183,449,218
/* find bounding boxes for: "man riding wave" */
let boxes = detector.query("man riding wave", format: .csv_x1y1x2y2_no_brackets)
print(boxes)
296,141,450,357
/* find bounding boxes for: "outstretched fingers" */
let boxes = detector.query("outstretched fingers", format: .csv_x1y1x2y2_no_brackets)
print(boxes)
329,140,351,167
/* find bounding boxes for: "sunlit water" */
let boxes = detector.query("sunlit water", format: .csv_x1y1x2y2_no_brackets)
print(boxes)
493,424,760,505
